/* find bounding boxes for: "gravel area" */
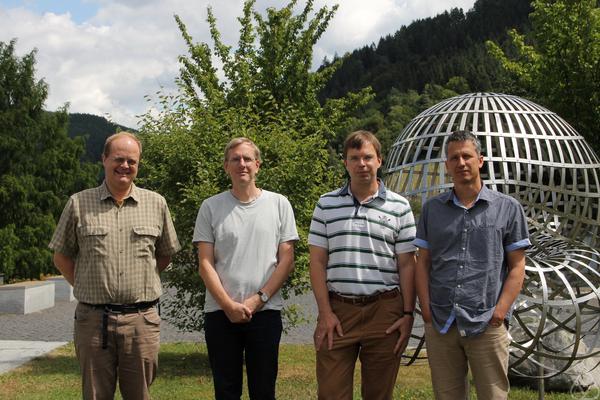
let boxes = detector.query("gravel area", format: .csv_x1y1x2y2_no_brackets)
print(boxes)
0,293,318,344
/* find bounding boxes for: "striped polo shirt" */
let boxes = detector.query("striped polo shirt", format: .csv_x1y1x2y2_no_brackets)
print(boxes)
308,181,416,296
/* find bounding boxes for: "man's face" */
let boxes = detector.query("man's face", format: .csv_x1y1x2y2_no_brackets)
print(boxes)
102,136,140,192
445,140,484,185
224,143,260,186
344,142,382,185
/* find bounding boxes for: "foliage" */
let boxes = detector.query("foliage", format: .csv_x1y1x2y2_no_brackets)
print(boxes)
487,0,600,152
0,40,98,281
67,113,132,163
335,77,470,161
320,0,532,101
138,0,372,333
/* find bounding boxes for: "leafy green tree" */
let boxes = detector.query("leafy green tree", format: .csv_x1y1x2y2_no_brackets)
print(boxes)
0,39,98,281
138,0,372,332
487,0,600,151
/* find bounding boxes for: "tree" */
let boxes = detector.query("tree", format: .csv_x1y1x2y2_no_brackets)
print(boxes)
0,39,98,281
138,0,372,333
487,0,600,152
335,77,470,161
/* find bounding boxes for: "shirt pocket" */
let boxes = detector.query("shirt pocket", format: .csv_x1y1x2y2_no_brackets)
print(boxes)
78,225,109,257
469,224,503,264
132,226,160,259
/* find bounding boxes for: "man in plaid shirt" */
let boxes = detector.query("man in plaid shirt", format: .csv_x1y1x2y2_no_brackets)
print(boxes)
49,132,180,400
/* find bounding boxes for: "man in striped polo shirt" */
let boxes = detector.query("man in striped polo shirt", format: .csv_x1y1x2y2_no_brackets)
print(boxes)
309,130,417,400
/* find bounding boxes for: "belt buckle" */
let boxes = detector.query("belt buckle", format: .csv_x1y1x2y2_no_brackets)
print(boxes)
104,305,122,314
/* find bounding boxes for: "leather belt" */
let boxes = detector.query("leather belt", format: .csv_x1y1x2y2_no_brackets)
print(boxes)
329,288,399,305
82,299,159,314
80,299,159,350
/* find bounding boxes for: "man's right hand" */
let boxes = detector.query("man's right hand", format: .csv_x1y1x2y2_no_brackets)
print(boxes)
314,310,343,351
224,301,252,323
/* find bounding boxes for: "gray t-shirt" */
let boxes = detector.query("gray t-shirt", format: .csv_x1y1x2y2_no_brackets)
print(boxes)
193,189,299,312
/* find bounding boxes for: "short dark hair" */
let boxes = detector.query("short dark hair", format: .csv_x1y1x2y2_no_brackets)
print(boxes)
343,130,382,159
445,130,482,157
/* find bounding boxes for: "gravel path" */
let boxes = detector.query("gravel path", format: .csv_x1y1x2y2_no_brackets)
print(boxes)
0,293,318,344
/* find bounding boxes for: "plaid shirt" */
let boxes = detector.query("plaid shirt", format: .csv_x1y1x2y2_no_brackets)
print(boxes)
49,182,181,304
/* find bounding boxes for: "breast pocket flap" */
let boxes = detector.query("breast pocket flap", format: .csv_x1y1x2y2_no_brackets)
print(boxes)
133,226,160,238
79,226,109,236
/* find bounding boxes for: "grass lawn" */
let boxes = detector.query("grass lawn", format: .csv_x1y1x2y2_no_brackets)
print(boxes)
0,342,594,399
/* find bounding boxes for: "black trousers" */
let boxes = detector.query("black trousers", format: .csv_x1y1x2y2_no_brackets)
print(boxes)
204,309,283,400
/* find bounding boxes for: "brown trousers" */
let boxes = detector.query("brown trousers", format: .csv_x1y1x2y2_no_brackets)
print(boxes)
316,293,404,400
424,322,511,400
74,302,161,400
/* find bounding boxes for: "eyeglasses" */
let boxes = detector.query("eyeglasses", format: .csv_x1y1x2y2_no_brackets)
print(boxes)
111,157,138,166
227,156,256,165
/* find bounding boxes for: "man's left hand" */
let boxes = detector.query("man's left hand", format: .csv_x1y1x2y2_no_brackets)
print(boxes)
243,294,264,315
489,308,505,328
386,314,414,356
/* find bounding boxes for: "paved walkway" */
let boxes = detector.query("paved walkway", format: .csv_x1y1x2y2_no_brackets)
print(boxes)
0,293,318,374
0,340,67,374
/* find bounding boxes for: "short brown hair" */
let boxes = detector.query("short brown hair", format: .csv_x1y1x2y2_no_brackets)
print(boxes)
343,130,381,159
223,137,261,162
103,132,142,158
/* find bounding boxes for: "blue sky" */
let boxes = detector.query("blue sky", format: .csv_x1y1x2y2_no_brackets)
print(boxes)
0,0,98,23
0,0,478,126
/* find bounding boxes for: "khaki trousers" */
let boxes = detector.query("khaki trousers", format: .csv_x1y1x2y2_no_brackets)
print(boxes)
74,302,161,400
316,293,404,400
424,322,511,400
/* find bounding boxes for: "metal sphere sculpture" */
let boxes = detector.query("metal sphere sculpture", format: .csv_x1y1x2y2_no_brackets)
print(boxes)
384,92,600,380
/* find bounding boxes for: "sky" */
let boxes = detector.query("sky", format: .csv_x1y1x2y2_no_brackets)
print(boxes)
0,0,477,127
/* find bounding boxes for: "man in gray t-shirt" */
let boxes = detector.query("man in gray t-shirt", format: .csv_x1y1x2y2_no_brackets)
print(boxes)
193,137,299,400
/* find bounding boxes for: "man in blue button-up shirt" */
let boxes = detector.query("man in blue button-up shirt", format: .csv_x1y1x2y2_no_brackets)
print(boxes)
414,130,530,400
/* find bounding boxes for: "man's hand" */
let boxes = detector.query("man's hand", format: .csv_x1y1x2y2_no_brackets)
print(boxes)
314,310,343,351
243,294,265,315
386,315,415,356
223,301,252,323
489,307,506,328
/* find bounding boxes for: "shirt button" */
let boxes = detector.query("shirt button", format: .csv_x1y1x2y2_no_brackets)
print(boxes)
459,265,463,269
455,303,459,308
457,284,462,288
463,229,467,232
462,247,465,251
119,250,123,253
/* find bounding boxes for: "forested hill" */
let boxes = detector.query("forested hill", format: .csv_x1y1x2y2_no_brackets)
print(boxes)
320,0,532,101
67,113,133,162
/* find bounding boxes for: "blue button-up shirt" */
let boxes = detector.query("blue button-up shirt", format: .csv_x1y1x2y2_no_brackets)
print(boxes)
414,186,530,337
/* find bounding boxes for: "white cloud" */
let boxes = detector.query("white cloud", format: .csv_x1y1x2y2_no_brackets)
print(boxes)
0,0,476,127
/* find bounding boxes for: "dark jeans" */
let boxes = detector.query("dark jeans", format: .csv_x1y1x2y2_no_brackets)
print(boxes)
204,309,283,400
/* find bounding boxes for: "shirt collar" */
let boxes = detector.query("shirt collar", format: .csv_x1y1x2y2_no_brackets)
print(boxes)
446,184,491,208
99,181,139,203
338,179,387,201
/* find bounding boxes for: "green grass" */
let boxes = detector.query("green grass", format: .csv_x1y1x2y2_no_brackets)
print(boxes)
0,343,593,399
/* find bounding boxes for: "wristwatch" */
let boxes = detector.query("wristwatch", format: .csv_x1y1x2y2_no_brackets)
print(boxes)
258,290,270,303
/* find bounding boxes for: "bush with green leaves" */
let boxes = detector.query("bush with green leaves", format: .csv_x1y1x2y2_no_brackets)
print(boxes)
487,0,600,153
